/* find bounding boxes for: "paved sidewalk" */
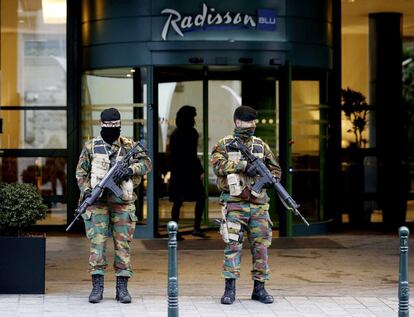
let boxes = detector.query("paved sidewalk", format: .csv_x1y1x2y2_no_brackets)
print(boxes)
0,294,405,317
0,231,413,316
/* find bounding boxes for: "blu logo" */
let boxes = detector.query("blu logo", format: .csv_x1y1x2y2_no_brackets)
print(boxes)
257,9,276,31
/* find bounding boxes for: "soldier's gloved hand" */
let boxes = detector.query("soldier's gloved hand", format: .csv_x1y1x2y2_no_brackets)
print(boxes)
262,180,273,189
113,166,134,183
82,189,92,201
245,162,258,177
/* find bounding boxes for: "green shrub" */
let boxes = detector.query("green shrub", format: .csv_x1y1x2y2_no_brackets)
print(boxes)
0,183,47,236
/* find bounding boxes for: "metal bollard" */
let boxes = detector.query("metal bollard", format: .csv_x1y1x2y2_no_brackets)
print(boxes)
399,226,410,317
167,221,179,317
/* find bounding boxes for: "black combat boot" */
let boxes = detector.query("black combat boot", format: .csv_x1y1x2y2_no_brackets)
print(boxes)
116,276,132,303
251,280,274,304
89,274,104,303
220,278,236,305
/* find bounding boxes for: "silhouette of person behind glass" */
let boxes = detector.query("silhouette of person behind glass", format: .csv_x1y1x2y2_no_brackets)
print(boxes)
168,105,208,239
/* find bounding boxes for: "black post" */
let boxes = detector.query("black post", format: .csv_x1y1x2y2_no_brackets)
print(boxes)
66,0,83,232
167,221,179,317
369,13,405,228
399,226,410,317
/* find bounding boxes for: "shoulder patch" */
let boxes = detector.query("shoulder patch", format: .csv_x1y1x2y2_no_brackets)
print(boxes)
120,136,134,146
252,136,264,144
84,139,94,150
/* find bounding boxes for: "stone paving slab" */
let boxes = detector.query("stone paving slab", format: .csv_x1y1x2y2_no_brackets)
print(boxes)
2,233,414,316
0,294,405,316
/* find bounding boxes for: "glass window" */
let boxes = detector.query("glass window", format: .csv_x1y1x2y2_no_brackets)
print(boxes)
0,156,67,225
0,0,67,226
157,80,204,229
81,68,148,224
292,80,323,221
0,109,67,149
1,0,67,108
208,80,242,222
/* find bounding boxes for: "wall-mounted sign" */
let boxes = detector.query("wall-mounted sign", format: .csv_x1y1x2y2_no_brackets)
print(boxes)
161,3,276,40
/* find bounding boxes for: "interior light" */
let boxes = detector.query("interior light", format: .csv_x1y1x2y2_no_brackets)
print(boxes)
130,69,136,73
126,74,132,77
42,0,66,24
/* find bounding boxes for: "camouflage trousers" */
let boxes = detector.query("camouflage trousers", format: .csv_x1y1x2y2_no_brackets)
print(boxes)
222,201,272,282
81,202,138,277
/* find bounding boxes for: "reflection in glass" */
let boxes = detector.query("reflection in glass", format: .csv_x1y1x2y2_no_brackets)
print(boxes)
1,0,67,150
292,81,322,221
158,81,204,230
0,157,67,225
0,110,67,149
0,0,66,105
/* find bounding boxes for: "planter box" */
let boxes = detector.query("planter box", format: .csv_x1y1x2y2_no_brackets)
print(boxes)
0,236,45,294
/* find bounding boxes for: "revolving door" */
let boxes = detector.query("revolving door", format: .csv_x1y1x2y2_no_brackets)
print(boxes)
153,65,328,236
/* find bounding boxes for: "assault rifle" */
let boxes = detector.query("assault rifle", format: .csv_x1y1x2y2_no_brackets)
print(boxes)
66,141,146,232
229,138,310,226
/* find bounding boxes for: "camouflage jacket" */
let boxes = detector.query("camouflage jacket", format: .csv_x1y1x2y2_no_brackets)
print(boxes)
76,136,152,201
210,135,281,204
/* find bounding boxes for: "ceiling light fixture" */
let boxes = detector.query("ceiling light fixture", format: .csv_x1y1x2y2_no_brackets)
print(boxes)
42,0,66,24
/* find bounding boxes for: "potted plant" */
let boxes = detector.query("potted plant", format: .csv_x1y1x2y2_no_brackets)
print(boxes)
341,87,370,149
0,182,47,294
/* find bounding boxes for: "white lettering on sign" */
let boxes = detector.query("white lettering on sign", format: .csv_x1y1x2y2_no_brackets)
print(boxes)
161,3,257,40
258,17,276,25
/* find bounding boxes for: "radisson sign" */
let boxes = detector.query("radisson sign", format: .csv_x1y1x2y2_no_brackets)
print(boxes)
161,3,277,40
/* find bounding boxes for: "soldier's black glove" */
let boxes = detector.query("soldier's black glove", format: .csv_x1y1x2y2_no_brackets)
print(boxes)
245,162,258,177
113,166,133,183
262,180,273,189
82,189,92,201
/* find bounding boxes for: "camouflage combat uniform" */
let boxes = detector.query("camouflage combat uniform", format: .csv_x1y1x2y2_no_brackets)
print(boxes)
76,136,152,277
211,135,281,282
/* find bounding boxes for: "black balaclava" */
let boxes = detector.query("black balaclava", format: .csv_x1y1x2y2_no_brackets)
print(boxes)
233,105,257,140
100,108,121,144
176,105,196,129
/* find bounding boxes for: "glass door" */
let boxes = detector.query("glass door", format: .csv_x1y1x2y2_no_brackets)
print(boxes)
207,77,281,225
291,80,326,223
207,80,243,222
157,79,204,233
155,67,282,233
81,67,149,228
153,66,327,237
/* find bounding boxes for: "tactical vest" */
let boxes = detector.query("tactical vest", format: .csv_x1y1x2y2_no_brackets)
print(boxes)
216,135,265,196
90,137,135,202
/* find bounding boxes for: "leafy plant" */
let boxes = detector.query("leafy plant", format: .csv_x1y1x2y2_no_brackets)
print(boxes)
0,183,47,236
341,88,370,148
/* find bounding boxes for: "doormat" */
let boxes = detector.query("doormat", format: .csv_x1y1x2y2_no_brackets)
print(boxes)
141,237,345,250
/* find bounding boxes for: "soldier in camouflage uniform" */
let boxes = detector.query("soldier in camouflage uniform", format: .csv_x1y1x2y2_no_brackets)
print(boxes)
210,106,281,305
76,108,152,304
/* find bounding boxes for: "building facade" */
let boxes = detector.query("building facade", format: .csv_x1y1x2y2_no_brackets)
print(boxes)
1,0,412,237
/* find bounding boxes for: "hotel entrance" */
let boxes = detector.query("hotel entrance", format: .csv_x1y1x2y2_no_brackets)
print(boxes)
153,65,328,236
75,0,337,238
80,65,328,237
